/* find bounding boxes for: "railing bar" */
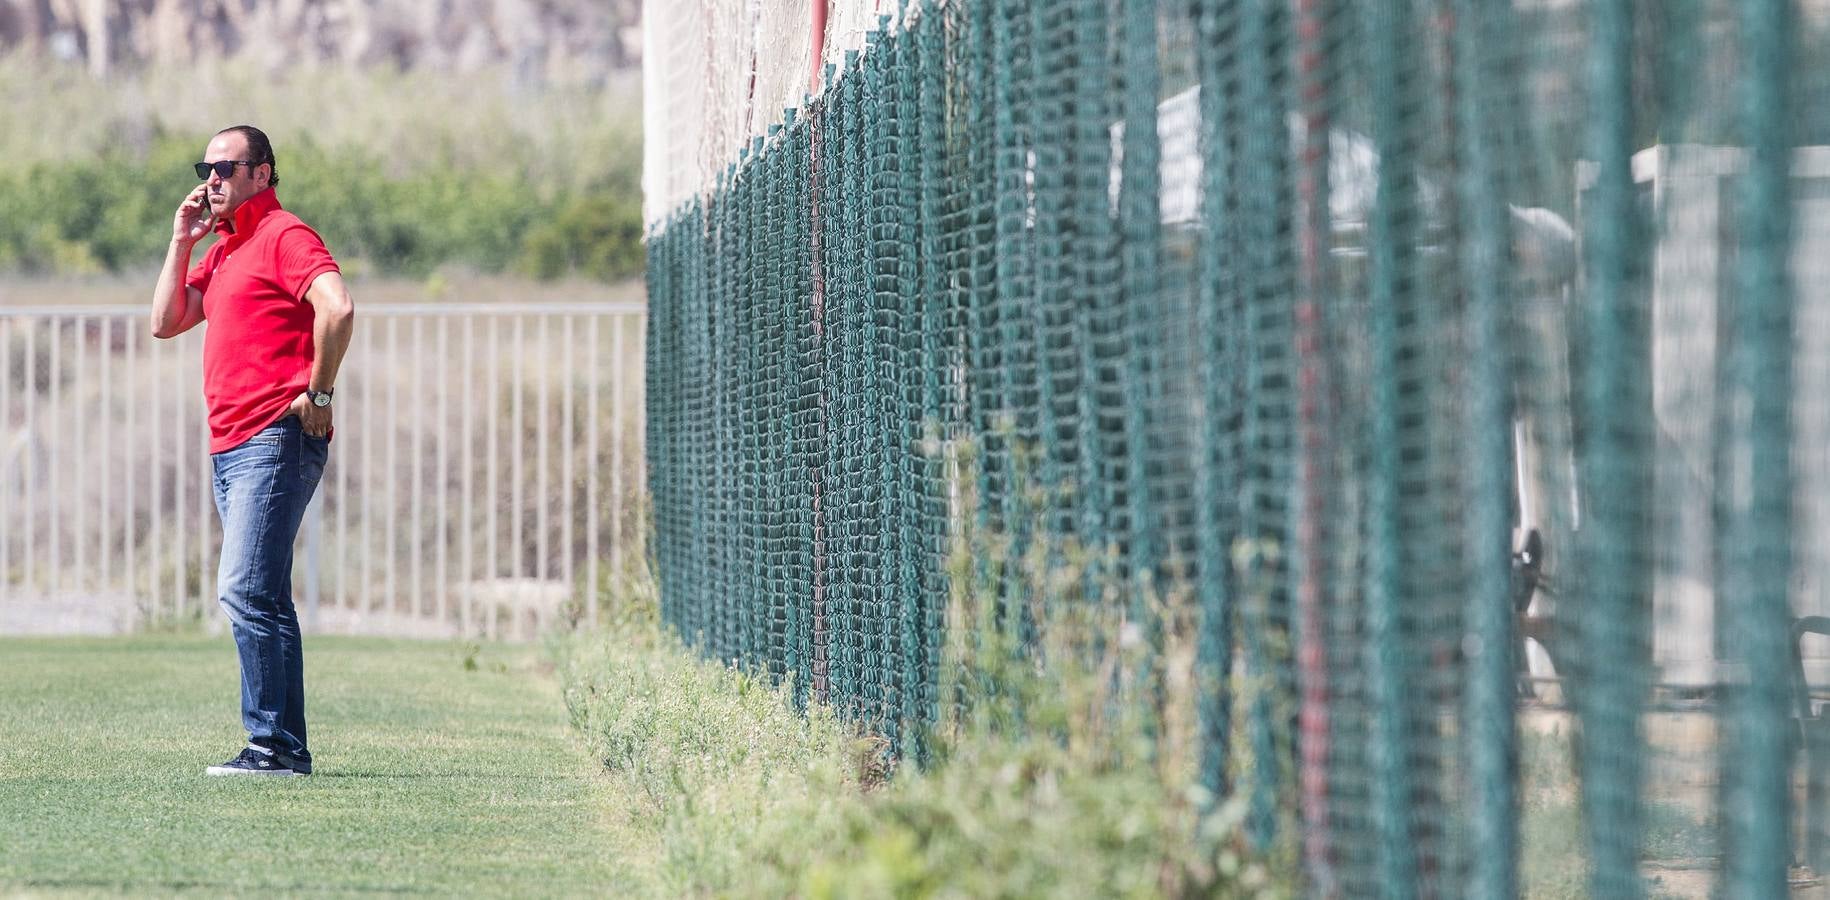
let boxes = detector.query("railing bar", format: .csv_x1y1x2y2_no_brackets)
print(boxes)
337,325,357,619
410,315,425,619
385,315,400,627
152,331,164,619
96,318,112,592
364,314,382,618
561,314,577,619
537,315,551,592
334,342,349,619
23,319,38,593
161,334,177,621
196,339,208,615
461,315,477,638
47,317,63,593
197,343,212,616
151,330,165,616
586,314,601,624
436,315,451,631
71,316,88,593
175,337,191,619
608,314,623,576
182,337,195,619
512,315,526,583
104,325,114,608
160,334,177,620
124,323,139,616
486,316,501,640
631,313,645,561
180,339,193,615
510,315,526,638
92,317,105,595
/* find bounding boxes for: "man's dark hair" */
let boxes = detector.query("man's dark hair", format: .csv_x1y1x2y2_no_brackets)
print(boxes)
217,125,279,187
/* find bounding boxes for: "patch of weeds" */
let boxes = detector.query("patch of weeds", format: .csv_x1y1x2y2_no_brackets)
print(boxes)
558,440,1292,897
782,467,1288,899
1643,801,1717,862
135,601,206,635
1519,728,1717,899
557,565,857,896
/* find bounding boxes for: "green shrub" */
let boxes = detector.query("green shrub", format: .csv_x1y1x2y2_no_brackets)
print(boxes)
0,136,641,280
558,489,1292,898
520,193,646,282
771,518,1287,900
0,60,645,282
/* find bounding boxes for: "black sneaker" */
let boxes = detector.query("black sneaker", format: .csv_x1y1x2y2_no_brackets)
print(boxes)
205,746,301,777
275,752,313,775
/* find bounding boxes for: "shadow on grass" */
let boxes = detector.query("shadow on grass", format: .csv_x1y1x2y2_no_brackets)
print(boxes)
15,877,438,895
308,770,588,781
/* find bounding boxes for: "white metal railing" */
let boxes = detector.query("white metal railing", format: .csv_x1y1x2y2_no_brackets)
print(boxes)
0,301,646,639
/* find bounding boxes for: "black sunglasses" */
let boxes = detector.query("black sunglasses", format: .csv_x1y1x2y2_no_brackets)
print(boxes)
194,160,258,180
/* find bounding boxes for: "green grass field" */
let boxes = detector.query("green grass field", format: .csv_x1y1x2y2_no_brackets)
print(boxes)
1,616,1282,897
0,635,629,897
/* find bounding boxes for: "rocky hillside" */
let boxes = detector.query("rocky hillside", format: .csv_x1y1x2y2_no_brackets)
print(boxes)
0,0,639,81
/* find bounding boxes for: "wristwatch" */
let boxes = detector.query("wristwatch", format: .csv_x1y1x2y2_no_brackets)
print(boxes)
306,389,334,408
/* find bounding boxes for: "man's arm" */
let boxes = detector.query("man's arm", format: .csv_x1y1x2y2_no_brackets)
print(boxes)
288,271,355,438
152,184,211,339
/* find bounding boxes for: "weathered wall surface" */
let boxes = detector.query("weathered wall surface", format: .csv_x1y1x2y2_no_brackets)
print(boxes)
0,0,640,80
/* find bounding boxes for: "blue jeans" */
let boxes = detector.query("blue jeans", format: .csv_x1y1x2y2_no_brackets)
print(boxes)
211,415,328,767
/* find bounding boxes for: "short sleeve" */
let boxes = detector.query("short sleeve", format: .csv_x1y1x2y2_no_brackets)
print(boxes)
184,249,216,295
274,224,340,301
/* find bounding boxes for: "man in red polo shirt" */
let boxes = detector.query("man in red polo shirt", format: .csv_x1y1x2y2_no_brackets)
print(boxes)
150,124,354,777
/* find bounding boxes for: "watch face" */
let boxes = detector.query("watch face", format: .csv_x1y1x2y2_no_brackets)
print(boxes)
312,393,331,407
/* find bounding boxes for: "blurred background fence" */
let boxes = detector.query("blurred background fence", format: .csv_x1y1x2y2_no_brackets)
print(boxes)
0,302,646,640
643,0,1830,895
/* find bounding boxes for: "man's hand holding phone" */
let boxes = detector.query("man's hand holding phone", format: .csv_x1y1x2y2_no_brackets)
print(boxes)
174,185,214,246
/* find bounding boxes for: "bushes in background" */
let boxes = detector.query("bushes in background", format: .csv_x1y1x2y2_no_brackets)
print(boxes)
0,130,642,281
0,58,644,282
520,192,646,282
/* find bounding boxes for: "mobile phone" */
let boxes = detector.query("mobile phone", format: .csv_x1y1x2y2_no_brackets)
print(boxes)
197,192,215,227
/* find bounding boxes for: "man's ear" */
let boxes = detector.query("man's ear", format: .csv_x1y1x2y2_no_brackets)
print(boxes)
256,163,271,189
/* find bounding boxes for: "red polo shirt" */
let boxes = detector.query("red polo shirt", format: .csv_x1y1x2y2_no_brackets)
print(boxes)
184,188,340,453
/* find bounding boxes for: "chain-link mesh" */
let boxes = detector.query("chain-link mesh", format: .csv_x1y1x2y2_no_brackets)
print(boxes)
643,0,1830,895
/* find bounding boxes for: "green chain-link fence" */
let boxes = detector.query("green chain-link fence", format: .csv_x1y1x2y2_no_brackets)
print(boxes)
644,0,1830,895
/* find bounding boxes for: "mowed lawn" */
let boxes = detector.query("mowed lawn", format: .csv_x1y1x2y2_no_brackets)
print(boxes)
0,635,629,897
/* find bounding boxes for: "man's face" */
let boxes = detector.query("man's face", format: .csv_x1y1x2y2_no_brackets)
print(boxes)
200,132,269,222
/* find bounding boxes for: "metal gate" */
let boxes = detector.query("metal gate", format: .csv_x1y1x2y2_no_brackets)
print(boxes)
0,301,645,639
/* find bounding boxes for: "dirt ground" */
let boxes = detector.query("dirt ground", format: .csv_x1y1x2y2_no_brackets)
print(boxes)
1521,706,1829,897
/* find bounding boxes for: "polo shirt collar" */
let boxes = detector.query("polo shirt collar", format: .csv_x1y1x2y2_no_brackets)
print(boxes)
215,187,282,237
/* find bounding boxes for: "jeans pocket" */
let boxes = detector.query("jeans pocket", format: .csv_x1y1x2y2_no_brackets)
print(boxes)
243,418,296,446
298,428,329,486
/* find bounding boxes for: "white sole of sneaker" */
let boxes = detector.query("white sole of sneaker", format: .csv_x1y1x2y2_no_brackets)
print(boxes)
204,766,300,776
